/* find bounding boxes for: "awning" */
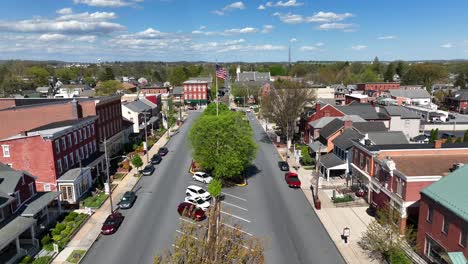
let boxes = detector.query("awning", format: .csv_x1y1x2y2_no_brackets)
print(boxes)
320,153,346,170
21,192,60,217
0,216,36,249
185,99,208,104
308,141,326,153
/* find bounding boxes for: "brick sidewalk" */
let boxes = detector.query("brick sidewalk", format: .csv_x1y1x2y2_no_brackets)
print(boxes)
52,126,177,264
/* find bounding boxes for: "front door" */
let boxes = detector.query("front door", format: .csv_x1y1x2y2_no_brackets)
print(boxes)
60,185,74,203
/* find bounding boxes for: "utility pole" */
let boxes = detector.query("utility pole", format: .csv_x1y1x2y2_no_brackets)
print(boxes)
143,112,149,163
315,145,322,194
104,138,114,213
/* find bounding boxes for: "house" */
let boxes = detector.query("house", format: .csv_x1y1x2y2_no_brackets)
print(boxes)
172,86,184,106
183,79,210,106
345,93,373,105
236,67,271,82
417,165,468,262
334,85,346,104
446,90,468,113
351,140,468,235
121,100,153,136
0,117,104,194
356,82,400,92
388,88,431,106
0,164,61,263
381,106,421,139
302,102,345,143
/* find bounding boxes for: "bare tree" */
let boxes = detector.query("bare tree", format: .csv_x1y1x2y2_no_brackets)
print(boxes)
260,79,315,142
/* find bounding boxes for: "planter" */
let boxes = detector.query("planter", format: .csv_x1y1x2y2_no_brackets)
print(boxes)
314,199,321,210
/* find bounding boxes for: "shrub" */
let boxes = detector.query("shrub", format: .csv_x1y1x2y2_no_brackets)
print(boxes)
61,229,70,237
19,255,32,263
51,228,61,236
333,195,354,203
52,235,62,242
31,256,53,264
41,234,51,246
132,143,139,150
300,146,314,166
386,248,411,264
68,212,78,219
55,223,66,232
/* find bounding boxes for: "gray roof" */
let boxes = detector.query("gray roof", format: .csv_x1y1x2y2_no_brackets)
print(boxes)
320,153,345,169
319,118,344,139
309,117,337,129
336,104,387,120
383,106,421,119
188,77,212,83
57,167,90,182
317,98,337,106
388,89,430,99
172,86,183,95
0,216,36,249
0,163,26,194
0,191,15,208
308,141,326,152
237,72,270,82
367,131,409,145
333,129,364,150
21,192,60,217
340,115,366,122
139,98,157,108
449,90,468,101
352,122,387,134
123,100,151,113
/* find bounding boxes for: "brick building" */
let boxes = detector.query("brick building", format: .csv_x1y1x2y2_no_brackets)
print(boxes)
140,86,169,95
445,90,468,113
183,79,210,106
356,82,400,92
0,117,104,193
418,165,468,263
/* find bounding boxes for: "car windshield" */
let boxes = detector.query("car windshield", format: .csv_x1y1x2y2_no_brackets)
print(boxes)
289,176,300,182
198,190,206,194
104,219,115,225
145,166,152,170
196,199,205,204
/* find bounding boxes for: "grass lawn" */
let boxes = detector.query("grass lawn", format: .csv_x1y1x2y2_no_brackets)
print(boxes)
83,192,108,208
113,172,127,180
66,250,86,263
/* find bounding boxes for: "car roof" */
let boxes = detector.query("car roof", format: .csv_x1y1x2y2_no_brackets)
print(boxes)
195,172,207,175
123,191,134,196
286,172,298,176
187,185,203,190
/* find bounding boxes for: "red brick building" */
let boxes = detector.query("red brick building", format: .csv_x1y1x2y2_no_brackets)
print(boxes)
140,86,169,95
0,117,102,192
345,94,373,105
183,80,210,106
445,90,468,113
303,102,344,143
356,82,400,92
417,165,468,263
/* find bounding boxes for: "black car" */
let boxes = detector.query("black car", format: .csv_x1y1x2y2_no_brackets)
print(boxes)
158,147,169,156
278,161,289,171
142,164,155,176
117,191,136,209
151,154,162,164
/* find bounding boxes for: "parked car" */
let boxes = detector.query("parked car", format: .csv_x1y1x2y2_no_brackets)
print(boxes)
285,172,301,188
192,172,213,184
186,185,211,201
151,154,162,164
158,147,169,156
177,202,206,221
184,196,210,211
142,164,155,176
101,212,124,235
278,161,290,171
441,132,456,139
188,106,197,110
117,191,136,209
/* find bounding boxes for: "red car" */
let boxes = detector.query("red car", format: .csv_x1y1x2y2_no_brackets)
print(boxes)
101,212,124,235
177,202,206,221
285,172,301,188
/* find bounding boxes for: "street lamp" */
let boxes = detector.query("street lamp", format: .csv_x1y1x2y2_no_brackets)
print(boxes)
104,137,128,213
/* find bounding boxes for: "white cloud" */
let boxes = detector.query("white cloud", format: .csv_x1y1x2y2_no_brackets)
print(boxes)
265,2,273,7
73,0,142,7
378,35,397,40
75,35,97,42
441,43,454,48
275,0,303,7
225,27,257,34
306,12,353,23
289,38,297,43
262,25,274,33
315,42,324,46
317,23,355,31
273,12,304,24
300,46,318,51
38,33,68,42
258,4,266,10
351,45,367,50
57,8,73,15
213,1,245,15
224,39,245,45
192,27,258,36
57,11,118,21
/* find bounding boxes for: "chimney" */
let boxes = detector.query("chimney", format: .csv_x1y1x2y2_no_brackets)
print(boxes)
71,99,79,119
344,120,353,129
315,102,321,113
434,139,443,149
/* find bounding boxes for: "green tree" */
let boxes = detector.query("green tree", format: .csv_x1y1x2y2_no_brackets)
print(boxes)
269,65,286,76
188,107,256,180
395,61,409,78
55,68,76,83
27,66,49,86
300,146,313,166
455,137,463,143
371,56,382,75
169,67,188,86
203,102,230,116
95,80,123,96
360,68,380,83
132,155,143,171
402,63,448,92
384,63,395,82
98,67,115,81
207,178,222,199
464,130,468,142
84,77,96,87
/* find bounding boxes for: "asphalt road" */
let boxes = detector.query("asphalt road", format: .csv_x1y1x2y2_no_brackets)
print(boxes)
83,110,344,264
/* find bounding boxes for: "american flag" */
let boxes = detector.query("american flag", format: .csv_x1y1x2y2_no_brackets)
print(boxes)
216,64,227,80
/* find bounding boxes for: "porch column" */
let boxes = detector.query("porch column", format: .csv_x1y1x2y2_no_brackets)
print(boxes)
15,237,20,254
96,162,100,177
57,193,62,214
45,207,50,225
30,225,37,247
326,168,330,181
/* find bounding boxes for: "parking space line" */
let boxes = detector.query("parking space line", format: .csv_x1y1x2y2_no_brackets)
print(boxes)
179,217,202,227
222,223,253,236
221,192,247,202
222,201,248,211
221,211,251,223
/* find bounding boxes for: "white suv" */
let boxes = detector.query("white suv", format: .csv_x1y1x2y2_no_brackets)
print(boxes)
192,172,213,184
186,185,211,201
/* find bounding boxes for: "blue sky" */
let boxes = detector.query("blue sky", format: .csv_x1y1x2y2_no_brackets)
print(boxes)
0,0,467,62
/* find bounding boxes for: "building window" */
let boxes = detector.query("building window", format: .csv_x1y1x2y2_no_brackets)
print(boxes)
85,144,89,158
55,140,60,153
14,191,21,207
93,140,97,152
2,145,10,157
62,137,66,151
396,178,403,196
91,124,95,135
427,206,433,223
74,131,78,144
57,159,62,174
29,182,35,196
79,130,83,142
442,216,449,234
359,154,364,168
83,127,87,139
365,157,370,173
67,134,72,147
87,126,91,138
70,152,74,166
76,149,80,161
44,183,51,192
461,231,467,247
63,156,69,170
89,142,93,154
80,147,84,160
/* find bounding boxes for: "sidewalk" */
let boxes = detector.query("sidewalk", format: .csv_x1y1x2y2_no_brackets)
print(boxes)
256,116,379,264
52,124,178,264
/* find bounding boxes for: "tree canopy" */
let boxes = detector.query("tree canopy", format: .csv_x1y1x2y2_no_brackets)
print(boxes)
95,80,123,96
98,67,115,81
189,103,256,180
402,63,448,92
